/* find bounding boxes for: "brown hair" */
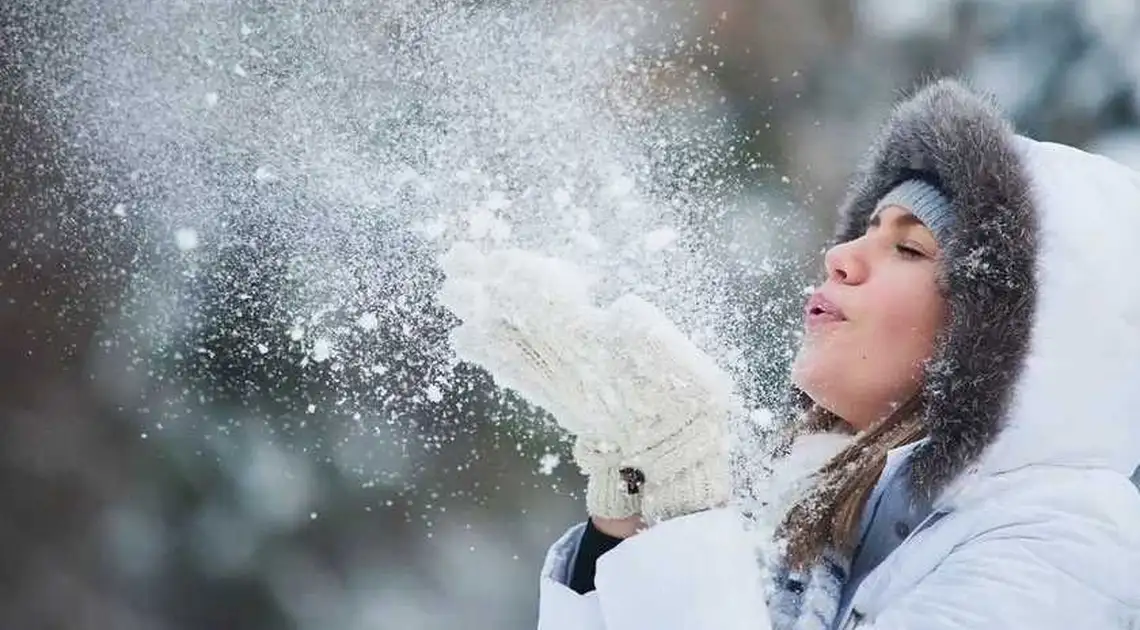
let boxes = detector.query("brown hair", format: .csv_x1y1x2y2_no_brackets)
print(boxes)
775,395,926,569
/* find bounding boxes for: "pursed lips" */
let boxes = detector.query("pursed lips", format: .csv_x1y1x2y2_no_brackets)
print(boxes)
804,290,847,329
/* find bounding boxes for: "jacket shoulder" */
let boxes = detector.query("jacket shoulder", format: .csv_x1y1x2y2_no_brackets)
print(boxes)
947,467,1140,605
853,468,1140,629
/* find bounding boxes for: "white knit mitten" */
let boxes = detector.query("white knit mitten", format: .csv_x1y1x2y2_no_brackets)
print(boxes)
437,243,615,438
598,294,740,524
437,243,741,524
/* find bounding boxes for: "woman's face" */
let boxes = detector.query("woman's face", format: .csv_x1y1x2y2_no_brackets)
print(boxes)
791,205,947,431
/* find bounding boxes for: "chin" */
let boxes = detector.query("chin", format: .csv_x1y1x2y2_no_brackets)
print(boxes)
791,349,852,419
791,342,828,394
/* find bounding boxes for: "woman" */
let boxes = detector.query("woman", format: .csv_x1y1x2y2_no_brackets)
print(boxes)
443,79,1140,629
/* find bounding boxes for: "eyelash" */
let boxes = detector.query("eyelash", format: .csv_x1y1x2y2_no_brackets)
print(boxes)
895,243,926,259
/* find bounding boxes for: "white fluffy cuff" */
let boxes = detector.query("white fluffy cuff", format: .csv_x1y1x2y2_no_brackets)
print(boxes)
585,470,643,519
574,438,643,519
640,457,731,525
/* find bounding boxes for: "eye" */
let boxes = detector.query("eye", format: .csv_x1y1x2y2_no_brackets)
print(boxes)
895,243,928,259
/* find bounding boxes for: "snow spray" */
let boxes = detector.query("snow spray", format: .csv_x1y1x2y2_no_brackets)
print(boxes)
11,0,802,498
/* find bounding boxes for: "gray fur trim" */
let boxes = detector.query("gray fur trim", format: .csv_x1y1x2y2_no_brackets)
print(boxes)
832,78,1039,500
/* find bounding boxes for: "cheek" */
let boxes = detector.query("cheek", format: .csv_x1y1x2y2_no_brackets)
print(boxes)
867,280,945,375
792,279,944,406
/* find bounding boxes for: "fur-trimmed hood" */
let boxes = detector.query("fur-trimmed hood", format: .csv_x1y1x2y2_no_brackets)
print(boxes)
831,78,1140,506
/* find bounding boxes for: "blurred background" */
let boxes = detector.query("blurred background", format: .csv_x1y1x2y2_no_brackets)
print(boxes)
3,0,1140,628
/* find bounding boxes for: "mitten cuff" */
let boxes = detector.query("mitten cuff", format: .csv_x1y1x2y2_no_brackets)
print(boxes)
574,437,643,519
585,470,643,519
640,458,730,525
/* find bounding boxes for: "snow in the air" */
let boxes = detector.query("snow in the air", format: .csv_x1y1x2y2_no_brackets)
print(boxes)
311,338,333,362
356,312,379,331
174,228,199,251
538,453,561,476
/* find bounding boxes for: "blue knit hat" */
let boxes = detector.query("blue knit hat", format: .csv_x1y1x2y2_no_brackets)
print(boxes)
873,179,954,242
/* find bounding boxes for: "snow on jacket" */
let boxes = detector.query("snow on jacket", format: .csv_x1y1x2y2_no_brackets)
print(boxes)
535,79,1140,630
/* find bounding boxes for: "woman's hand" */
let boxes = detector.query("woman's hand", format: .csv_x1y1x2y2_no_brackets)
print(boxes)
590,515,646,539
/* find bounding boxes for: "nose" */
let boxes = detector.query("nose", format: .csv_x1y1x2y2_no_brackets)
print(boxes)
823,239,867,285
